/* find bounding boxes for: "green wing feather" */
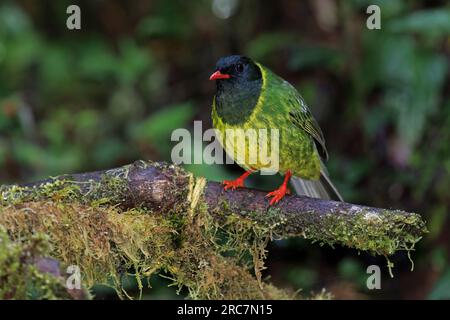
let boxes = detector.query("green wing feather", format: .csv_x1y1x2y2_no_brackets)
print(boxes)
257,65,327,160
286,89,329,160
263,72,342,200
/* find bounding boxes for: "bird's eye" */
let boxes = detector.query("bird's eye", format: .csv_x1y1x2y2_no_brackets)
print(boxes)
235,63,244,73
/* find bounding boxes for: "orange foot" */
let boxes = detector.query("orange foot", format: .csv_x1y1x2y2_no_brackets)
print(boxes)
266,185,291,205
266,170,292,205
223,177,245,190
223,170,253,191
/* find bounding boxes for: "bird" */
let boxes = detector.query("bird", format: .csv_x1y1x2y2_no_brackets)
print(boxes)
209,55,343,205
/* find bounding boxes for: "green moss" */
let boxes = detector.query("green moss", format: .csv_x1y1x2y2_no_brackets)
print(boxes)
215,194,426,258
0,226,73,299
0,201,177,299
300,209,427,257
0,169,132,208
0,185,292,300
0,161,426,299
157,196,293,299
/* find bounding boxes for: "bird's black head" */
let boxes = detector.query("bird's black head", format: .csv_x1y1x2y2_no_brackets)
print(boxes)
210,55,262,125
210,55,262,83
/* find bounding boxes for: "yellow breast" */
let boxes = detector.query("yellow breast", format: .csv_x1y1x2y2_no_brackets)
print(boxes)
212,102,280,172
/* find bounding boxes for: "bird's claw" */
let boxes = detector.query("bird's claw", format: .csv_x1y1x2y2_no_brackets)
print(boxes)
266,186,290,205
223,178,245,191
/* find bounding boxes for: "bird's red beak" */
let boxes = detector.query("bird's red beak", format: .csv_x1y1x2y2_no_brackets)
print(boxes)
209,70,231,80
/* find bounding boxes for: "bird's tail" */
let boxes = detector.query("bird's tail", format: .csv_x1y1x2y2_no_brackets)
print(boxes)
290,163,343,201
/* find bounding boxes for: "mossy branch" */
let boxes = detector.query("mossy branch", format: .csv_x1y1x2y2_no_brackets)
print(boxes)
0,160,427,299
2,160,427,256
0,226,90,299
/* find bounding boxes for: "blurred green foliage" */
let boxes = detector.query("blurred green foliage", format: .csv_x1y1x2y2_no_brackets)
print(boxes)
0,0,449,299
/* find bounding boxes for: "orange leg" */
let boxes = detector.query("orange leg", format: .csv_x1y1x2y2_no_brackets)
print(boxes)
266,170,292,205
223,169,254,190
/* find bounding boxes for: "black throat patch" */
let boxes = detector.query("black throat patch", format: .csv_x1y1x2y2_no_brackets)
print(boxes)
214,70,263,125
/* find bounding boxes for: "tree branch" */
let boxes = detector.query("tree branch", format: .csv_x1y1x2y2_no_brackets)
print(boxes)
2,160,427,256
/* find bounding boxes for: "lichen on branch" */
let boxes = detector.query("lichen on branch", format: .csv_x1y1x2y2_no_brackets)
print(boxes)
0,160,427,299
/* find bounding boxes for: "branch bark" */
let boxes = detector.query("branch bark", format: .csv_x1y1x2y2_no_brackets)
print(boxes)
1,160,427,257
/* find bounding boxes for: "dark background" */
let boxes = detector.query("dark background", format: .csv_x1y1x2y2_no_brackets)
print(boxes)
0,0,449,299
